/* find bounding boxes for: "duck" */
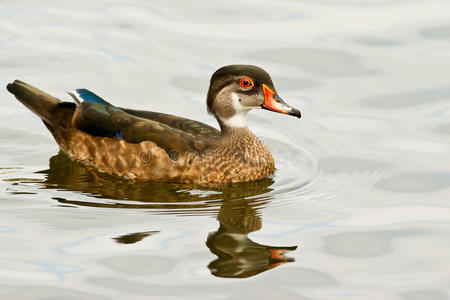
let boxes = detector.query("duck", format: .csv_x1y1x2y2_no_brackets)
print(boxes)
7,65,301,184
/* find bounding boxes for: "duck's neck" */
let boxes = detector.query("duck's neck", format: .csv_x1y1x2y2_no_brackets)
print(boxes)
217,123,263,152
212,118,275,181
216,117,268,154
218,119,250,139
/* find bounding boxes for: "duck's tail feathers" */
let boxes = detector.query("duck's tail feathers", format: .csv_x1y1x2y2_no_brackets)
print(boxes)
7,80,75,128
7,80,60,124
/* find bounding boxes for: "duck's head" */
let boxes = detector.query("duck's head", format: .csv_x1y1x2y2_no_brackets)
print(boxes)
207,65,301,130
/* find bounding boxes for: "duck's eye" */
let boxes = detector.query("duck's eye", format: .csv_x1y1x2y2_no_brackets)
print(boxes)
239,77,254,89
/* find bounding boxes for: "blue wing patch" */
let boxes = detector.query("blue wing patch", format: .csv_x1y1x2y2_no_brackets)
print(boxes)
72,89,107,104
115,130,123,138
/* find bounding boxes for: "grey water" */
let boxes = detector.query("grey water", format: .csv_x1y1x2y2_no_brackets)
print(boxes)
0,1,449,299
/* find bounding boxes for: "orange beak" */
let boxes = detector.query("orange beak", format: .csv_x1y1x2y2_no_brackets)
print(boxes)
262,84,301,118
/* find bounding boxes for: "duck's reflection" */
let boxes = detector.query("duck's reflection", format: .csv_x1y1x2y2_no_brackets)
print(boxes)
38,152,297,278
207,199,297,278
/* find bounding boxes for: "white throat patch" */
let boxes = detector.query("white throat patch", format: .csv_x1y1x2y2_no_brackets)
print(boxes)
220,93,253,128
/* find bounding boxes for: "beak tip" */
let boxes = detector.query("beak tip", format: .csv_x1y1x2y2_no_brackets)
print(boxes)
290,109,301,119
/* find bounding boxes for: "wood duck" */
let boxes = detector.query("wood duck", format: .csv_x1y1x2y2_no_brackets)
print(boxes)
7,65,301,184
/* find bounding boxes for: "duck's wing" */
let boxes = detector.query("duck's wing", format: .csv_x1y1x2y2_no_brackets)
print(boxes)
120,108,220,139
69,89,219,154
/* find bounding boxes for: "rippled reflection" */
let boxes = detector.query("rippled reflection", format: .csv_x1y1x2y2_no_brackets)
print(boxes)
37,152,297,278
207,198,297,278
113,231,160,244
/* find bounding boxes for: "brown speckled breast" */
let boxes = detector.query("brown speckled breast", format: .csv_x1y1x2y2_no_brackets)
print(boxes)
52,126,274,184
